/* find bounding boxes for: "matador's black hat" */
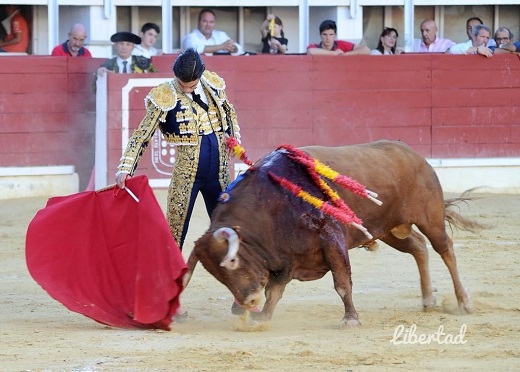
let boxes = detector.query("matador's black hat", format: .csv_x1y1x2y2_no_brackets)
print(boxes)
110,31,141,44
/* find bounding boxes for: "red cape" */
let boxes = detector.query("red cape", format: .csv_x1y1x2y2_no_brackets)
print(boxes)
25,175,187,330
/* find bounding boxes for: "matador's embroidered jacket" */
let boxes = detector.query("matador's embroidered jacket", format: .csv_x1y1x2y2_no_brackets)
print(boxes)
117,70,241,243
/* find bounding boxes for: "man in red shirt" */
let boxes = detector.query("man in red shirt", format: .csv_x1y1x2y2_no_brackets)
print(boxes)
307,19,369,55
0,5,29,53
51,23,92,57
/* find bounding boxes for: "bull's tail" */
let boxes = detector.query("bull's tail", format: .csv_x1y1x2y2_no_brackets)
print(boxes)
444,188,488,234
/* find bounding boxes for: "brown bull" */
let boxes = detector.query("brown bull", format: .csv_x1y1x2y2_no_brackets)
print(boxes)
184,140,483,329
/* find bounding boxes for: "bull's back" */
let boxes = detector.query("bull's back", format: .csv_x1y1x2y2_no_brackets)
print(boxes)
301,140,437,189
301,141,444,237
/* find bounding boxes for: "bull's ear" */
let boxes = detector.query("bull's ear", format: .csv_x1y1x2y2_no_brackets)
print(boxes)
220,256,240,271
231,225,242,240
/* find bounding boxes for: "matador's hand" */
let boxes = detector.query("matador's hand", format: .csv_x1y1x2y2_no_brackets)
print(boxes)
116,173,129,189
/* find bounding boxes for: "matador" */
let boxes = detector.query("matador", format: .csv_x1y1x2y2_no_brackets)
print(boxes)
116,48,240,249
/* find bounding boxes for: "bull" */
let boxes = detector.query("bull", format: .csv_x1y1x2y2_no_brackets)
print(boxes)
183,140,483,329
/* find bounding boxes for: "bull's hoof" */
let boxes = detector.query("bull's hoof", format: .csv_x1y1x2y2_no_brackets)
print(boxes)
173,310,189,323
461,304,476,314
339,317,361,329
231,301,261,316
231,301,246,315
461,299,476,314
441,293,477,315
422,295,437,311
249,310,268,322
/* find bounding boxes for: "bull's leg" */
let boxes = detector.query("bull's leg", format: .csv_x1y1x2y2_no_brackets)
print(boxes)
250,281,286,322
381,231,436,310
417,225,475,314
324,244,360,329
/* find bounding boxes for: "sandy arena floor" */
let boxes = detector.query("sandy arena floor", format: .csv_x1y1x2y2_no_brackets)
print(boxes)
1,190,519,371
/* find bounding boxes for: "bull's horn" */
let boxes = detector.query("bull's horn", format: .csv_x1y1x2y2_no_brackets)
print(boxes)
182,272,192,288
182,251,199,288
214,227,240,270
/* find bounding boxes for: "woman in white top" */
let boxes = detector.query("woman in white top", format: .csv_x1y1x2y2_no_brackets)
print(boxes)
370,27,402,55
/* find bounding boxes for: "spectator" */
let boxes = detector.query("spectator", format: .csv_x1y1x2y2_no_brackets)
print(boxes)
413,19,455,53
447,24,493,57
97,31,156,77
493,27,520,54
181,8,244,55
0,5,29,53
465,17,496,50
115,48,241,251
370,27,402,55
260,14,288,54
51,23,92,57
307,20,370,56
132,22,162,58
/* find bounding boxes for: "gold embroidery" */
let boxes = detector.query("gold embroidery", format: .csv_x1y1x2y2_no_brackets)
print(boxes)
162,132,198,145
117,108,163,175
117,71,240,248
167,141,200,244
202,70,226,90
200,73,240,141
175,111,191,123
166,131,231,244
146,81,177,111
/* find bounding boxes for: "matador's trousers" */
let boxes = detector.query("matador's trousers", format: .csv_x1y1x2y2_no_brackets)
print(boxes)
177,132,222,249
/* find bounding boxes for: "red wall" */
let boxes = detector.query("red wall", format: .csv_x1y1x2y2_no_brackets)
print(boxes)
0,56,99,188
1,54,519,189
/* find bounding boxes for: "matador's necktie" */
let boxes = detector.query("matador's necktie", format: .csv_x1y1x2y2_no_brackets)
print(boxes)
122,61,128,73
192,92,209,112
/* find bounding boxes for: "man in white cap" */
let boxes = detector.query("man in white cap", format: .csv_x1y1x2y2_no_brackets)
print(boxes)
97,31,156,76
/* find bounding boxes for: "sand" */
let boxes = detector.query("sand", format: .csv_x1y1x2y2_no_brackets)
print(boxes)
1,190,519,371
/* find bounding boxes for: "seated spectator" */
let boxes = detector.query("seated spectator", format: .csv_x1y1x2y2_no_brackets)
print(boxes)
181,8,244,55
51,23,92,57
447,24,493,57
260,14,288,54
97,32,157,77
133,22,162,58
493,27,520,54
412,19,455,53
0,5,29,53
307,19,370,55
465,17,496,50
370,27,402,55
